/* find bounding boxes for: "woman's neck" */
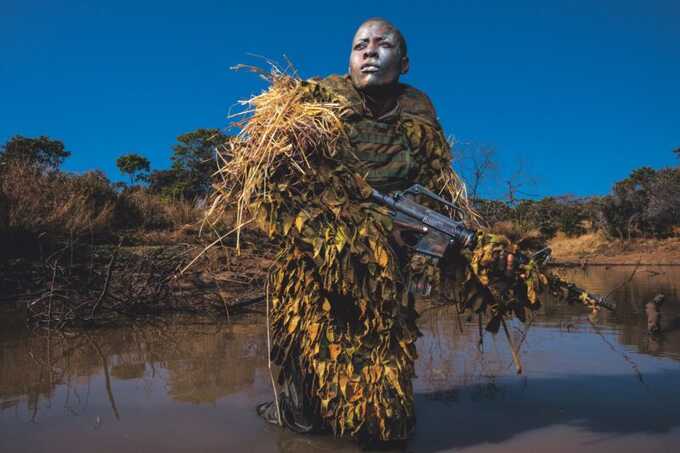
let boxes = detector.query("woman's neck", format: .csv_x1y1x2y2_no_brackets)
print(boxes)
358,84,400,118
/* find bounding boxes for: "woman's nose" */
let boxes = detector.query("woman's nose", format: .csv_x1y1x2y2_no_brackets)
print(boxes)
364,44,378,58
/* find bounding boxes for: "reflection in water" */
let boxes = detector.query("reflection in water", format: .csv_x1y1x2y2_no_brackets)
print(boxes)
1,266,680,452
551,266,680,360
0,317,267,420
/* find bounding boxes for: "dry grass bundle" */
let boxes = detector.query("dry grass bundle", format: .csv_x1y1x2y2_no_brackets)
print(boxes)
206,67,350,251
436,166,479,226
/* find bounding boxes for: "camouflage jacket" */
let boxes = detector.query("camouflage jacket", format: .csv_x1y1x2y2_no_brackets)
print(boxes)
316,75,450,194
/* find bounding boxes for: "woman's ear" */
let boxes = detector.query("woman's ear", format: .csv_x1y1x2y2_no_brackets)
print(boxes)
401,56,410,75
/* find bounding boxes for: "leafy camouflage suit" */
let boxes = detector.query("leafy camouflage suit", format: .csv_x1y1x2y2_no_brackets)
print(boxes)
259,74,461,442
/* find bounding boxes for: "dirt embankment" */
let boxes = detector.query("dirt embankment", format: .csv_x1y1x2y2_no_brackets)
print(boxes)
549,232,680,265
1,227,275,328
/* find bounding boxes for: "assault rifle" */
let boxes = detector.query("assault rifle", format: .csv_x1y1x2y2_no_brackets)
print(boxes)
370,184,615,312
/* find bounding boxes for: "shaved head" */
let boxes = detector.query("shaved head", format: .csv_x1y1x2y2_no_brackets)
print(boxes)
358,18,407,57
349,18,410,93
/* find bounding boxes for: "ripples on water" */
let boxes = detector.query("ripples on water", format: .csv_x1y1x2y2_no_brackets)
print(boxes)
1,266,680,452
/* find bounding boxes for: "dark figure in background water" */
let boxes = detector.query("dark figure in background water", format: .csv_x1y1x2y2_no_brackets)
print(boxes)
646,294,664,335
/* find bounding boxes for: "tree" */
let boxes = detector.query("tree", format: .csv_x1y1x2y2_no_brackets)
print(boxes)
149,128,230,199
453,141,497,201
0,135,71,170
147,169,181,197
595,160,678,237
171,128,230,198
645,167,680,235
674,147,680,160
116,153,150,185
607,167,655,238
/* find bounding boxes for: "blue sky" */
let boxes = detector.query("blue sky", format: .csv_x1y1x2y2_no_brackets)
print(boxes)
1,0,678,199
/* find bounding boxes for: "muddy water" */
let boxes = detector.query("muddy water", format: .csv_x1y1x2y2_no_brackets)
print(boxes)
2,266,680,452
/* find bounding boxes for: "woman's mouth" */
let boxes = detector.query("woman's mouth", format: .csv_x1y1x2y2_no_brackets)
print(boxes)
361,64,380,73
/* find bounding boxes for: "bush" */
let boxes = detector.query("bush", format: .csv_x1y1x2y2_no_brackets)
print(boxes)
475,196,589,239
474,199,513,226
519,197,589,239
0,161,202,247
114,189,201,231
646,168,680,235
0,190,8,232
0,161,117,240
600,166,680,238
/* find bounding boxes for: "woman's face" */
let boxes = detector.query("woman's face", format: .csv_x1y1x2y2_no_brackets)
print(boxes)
349,21,409,92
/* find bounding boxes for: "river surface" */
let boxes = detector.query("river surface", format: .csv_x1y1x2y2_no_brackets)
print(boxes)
2,266,680,452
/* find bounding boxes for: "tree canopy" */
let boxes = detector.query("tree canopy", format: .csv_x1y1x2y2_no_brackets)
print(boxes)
148,128,230,199
0,135,71,170
116,153,150,184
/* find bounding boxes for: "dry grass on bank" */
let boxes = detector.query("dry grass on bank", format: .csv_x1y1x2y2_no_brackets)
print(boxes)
0,161,203,247
117,189,202,234
488,219,680,265
549,231,680,264
1,161,116,238
548,231,610,261
488,220,541,243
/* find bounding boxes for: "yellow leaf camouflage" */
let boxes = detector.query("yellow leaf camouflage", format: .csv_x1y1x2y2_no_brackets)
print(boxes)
209,71,563,441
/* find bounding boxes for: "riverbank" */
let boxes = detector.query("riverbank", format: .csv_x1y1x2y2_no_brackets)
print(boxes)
549,232,680,265
6,226,680,328
0,227,274,327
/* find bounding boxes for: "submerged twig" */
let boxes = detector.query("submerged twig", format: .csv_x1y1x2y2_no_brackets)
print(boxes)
586,316,646,386
91,339,120,420
501,316,523,374
90,240,121,321
604,260,641,312
265,279,283,425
